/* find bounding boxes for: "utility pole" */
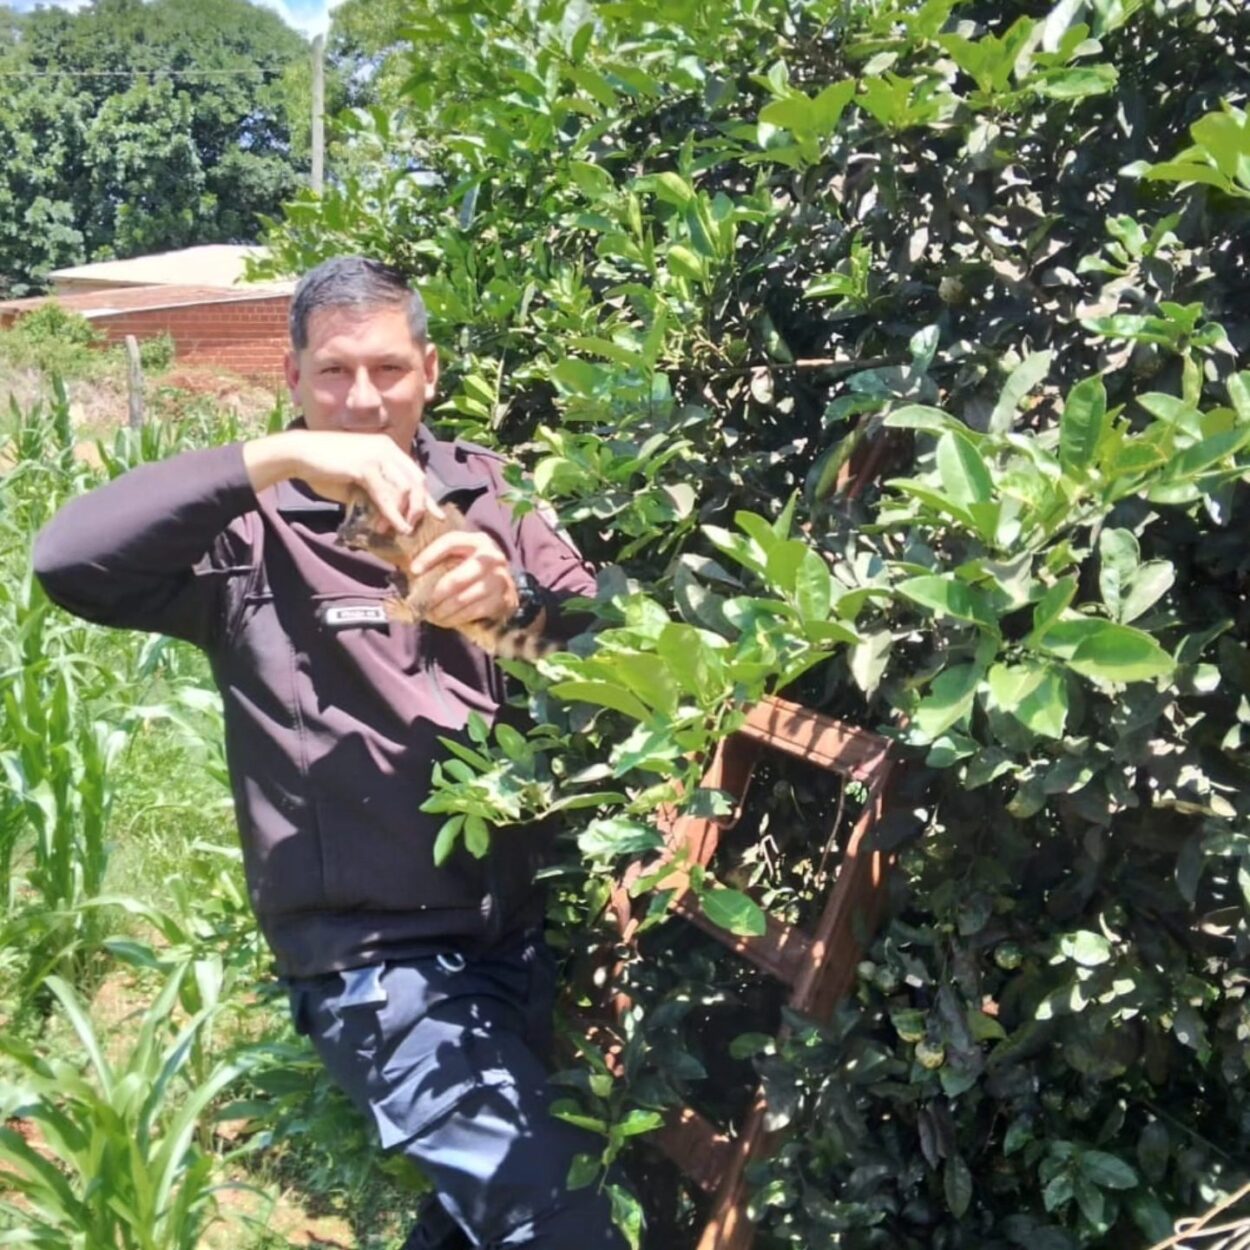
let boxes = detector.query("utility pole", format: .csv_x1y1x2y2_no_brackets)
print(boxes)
311,33,325,194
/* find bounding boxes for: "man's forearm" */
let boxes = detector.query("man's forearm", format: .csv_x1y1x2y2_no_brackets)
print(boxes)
32,442,258,637
242,429,323,493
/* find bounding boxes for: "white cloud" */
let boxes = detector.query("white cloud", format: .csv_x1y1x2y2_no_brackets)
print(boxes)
251,0,340,40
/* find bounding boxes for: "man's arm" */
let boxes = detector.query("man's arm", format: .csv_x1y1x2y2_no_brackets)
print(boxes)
510,496,598,643
33,430,442,648
32,442,258,647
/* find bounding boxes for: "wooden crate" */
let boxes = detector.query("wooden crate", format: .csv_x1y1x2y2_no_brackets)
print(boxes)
600,694,899,1250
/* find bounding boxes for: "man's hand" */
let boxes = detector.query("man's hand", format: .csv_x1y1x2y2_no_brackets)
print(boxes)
242,429,443,535
409,532,519,628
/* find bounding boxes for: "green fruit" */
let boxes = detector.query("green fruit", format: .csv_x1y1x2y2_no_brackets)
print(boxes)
994,942,1024,971
891,1009,926,1043
915,1040,946,1070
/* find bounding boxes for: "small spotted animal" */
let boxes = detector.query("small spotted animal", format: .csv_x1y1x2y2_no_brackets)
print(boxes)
336,489,557,660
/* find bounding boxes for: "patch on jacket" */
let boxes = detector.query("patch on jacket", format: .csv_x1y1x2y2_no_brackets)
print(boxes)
320,603,390,628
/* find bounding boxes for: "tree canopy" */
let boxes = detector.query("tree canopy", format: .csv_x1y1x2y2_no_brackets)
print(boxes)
0,0,312,296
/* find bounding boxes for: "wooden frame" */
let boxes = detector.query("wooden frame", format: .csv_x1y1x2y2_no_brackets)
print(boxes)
599,694,899,1250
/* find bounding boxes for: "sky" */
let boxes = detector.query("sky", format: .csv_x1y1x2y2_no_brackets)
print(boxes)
10,0,341,38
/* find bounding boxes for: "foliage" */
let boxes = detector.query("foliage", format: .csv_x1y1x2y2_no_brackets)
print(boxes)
255,0,1250,1242
0,967,255,1249
0,387,270,999
0,383,416,1244
0,0,313,296
0,304,104,378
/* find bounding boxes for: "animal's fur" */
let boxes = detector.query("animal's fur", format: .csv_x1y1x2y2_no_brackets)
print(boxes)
335,489,556,660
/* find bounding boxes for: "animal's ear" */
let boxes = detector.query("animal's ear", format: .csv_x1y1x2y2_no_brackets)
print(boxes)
337,492,374,546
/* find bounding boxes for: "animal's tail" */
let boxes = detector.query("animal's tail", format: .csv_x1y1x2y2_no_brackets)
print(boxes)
492,628,560,662
458,620,559,661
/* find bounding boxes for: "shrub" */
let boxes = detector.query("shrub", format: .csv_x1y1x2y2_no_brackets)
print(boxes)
0,302,104,378
219,0,1250,1242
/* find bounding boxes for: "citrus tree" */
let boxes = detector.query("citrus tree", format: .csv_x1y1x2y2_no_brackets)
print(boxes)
253,0,1250,1244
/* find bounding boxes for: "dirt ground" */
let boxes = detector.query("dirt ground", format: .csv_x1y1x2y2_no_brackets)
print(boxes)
1,362,284,441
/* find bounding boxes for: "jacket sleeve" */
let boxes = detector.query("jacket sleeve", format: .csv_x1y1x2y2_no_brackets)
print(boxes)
31,442,260,651
509,497,598,643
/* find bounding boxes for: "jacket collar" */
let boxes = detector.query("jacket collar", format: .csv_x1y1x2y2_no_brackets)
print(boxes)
272,420,489,516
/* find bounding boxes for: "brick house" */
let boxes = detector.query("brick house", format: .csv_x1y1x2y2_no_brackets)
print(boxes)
0,246,294,383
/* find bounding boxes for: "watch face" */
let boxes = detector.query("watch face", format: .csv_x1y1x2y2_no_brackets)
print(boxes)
513,572,543,627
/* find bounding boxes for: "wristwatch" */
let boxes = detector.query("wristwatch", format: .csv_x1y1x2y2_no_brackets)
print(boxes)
509,570,545,628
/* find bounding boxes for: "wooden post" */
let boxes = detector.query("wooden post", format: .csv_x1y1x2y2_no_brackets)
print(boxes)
124,335,144,432
311,34,325,194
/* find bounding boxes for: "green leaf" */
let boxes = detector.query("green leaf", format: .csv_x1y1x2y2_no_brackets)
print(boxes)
764,539,807,595
944,1155,973,1218
567,1153,600,1190
1028,577,1077,644
987,662,1047,709
967,1009,1007,1041
702,887,767,936
898,576,999,631
1163,426,1250,480
578,817,664,859
734,510,781,558
884,405,966,434
1060,930,1112,966
1044,1173,1074,1212
989,351,1053,434
1119,561,1175,623
667,245,707,282
759,94,814,132
570,160,615,197
608,1183,645,1250
549,680,654,721
1063,621,1174,683
937,431,993,506
1015,667,1069,738
914,663,981,741
1136,1122,1169,1184
1074,1177,1106,1227
810,79,858,131
653,171,695,206
759,80,854,135
464,813,490,857
617,1109,665,1137
1036,65,1117,98
795,549,834,621
1098,527,1139,618
849,630,893,697
1228,371,1250,421
729,1032,775,1059
1059,377,1107,473
1128,1192,1174,1243
432,816,464,866
1080,1150,1138,1189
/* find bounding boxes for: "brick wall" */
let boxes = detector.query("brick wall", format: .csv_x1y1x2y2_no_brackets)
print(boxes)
91,296,291,382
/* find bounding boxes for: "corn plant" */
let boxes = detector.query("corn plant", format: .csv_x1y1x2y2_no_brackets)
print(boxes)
0,575,133,992
0,967,256,1249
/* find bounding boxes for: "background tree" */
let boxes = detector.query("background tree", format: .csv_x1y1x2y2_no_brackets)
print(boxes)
0,0,313,296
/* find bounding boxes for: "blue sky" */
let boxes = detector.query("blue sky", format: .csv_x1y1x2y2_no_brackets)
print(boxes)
10,0,339,38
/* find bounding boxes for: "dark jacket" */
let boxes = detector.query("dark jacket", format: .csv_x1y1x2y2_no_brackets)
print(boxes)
32,425,597,977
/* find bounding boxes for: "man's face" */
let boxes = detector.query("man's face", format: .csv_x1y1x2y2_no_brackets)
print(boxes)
283,304,439,451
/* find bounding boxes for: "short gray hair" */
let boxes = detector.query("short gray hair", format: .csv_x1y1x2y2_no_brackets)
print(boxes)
289,256,428,350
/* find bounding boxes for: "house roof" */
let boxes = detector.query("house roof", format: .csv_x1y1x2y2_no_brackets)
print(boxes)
0,283,291,319
48,245,291,290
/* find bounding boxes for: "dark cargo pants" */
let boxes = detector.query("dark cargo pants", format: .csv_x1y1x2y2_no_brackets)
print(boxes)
287,931,627,1249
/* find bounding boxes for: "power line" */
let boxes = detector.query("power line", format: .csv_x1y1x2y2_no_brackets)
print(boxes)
0,67,296,78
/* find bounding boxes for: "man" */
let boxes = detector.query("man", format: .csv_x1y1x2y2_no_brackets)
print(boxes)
33,256,626,1250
